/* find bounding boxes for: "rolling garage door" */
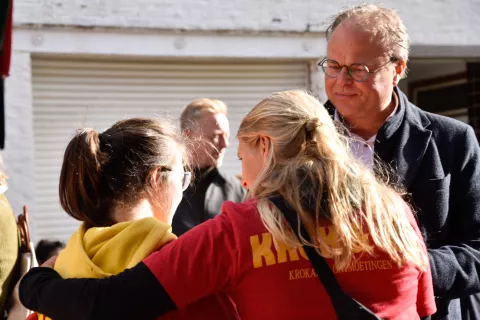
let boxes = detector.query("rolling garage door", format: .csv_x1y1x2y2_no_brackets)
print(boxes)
32,55,309,240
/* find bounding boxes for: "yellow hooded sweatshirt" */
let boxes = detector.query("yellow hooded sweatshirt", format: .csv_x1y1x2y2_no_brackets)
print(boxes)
36,217,176,320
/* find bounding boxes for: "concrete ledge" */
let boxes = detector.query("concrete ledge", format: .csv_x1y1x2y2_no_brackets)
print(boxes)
13,27,327,59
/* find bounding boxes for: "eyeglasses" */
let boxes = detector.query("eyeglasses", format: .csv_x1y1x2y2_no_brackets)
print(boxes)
318,57,398,82
161,168,192,191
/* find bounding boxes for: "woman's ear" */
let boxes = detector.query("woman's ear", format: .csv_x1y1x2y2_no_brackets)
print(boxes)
259,135,271,163
150,168,162,189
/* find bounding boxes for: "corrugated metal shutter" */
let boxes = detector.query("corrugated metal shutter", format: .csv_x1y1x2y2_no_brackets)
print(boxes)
32,55,309,241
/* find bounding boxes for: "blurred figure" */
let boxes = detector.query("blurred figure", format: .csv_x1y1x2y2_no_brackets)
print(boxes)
0,157,20,318
172,98,246,236
35,240,65,265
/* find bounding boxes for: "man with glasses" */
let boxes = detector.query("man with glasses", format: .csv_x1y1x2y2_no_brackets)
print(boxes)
172,98,246,236
321,4,480,320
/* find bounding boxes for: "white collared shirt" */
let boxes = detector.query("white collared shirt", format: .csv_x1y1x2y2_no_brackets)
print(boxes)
334,93,398,170
334,111,377,169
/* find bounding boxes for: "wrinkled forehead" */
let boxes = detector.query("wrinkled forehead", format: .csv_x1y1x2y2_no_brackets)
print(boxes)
326,21,387,64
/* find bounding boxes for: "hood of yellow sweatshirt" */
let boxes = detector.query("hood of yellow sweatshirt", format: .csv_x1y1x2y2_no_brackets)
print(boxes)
54,217,176,279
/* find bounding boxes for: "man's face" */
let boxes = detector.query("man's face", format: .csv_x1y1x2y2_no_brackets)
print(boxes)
190,112,230,168
325,21,398,123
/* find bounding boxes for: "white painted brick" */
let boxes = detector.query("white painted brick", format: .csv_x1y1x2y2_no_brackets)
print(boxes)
3,51,37,238
309,61,327,103
13,0,480,46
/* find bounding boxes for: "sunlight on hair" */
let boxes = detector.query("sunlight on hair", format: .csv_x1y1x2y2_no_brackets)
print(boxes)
238,90,427,271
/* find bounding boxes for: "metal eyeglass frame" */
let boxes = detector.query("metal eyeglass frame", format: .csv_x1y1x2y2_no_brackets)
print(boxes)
161,168,192,191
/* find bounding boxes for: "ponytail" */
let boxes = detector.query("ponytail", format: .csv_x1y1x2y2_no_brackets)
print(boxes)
59,129,110,226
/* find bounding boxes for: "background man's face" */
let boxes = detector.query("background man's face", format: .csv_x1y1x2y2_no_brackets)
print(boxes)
190,112,230,168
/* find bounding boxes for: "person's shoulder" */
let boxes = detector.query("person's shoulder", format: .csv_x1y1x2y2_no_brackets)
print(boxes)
220,198,266,235
407,103,470,137
425,111,469,135
0,194,18,238
222,198,257,217
0,194,14,218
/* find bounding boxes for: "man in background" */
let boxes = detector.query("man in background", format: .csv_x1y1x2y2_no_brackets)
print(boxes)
172,98,246,236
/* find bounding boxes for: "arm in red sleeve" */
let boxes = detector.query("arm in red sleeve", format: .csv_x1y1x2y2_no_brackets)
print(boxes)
19,206,240,319
144,209,240,308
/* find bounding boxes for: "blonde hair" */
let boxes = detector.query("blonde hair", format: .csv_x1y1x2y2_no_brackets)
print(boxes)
180,98,228,131
326,3,410,77
237,90,427,270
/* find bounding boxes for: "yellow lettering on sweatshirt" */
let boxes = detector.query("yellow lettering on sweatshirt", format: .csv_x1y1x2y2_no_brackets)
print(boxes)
250,233,276,268
250,233,310,268
276,241,301,264
250,226,372,270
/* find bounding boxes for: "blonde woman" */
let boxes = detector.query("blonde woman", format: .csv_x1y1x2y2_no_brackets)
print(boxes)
20,91,435,320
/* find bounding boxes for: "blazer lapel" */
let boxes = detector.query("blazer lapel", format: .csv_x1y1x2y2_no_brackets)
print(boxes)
391,119,432,188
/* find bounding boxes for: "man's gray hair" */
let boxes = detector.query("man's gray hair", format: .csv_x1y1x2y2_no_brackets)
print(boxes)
180,98,228,131
326,3,410,78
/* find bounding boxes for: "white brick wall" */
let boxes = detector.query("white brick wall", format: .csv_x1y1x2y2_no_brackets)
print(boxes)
3,51,37,236
13,0,480,46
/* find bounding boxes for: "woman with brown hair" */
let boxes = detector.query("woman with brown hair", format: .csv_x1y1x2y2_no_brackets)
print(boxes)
25,117,238,320
20,91,435,319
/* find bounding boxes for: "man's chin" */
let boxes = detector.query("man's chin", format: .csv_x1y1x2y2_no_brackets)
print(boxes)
199,154,225,169
214,159,223,168
334,102,360,119
214,154,227,168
